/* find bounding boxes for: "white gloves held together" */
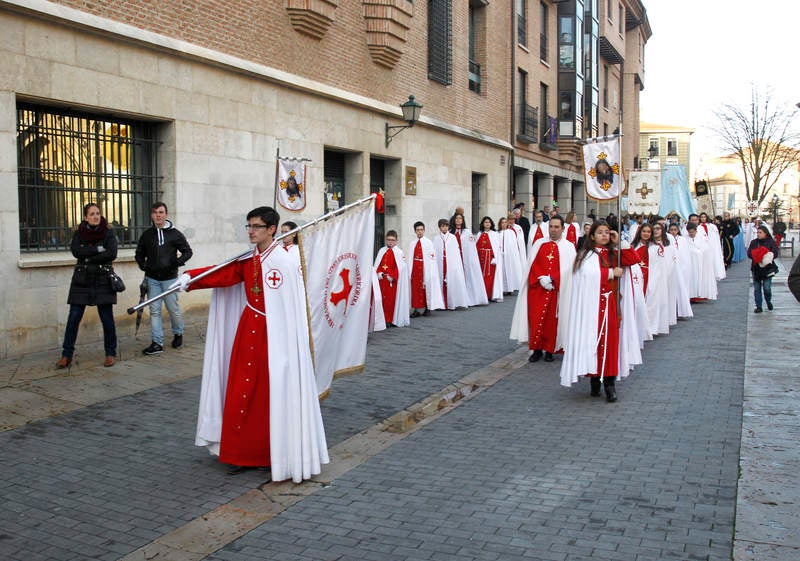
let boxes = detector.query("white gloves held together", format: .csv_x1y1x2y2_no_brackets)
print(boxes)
538,275,554,291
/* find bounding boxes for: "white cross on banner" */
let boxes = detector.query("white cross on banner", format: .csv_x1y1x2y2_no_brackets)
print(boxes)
582,137,624,201
627,171,662,215
300,196,375,395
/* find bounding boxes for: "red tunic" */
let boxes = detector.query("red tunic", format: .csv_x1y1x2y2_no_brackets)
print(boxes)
565,224,578,247
476,232,496,300
532,224,544,243
377,248,399,324
188,254,270,467
527,241,560,353
410,240,426,309
591,246,640,379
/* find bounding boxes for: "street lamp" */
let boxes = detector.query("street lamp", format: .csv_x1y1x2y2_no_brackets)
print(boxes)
385,95,423,147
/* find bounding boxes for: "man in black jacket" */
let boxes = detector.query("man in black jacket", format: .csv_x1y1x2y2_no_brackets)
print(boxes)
135,202,193,355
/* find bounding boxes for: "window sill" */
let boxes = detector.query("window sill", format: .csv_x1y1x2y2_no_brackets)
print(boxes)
17,249,138,269
540,59,550,69
518,44,530,53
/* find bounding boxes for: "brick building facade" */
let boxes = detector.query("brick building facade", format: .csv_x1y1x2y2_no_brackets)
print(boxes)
0,0,649,357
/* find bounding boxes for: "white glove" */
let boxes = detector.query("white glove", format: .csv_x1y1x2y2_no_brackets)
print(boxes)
96,245,105,253
377,272,384,280
386,275,394,283
170,273,191,292
491,258,496,265
538,275,554,291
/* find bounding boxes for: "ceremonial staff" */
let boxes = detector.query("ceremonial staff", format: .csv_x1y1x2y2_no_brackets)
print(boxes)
127,194,376,315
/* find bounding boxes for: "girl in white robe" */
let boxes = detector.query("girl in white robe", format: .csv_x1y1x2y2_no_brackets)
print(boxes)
498,217,523,293
667,224,694,319
645,223,673,335
450,213,489,307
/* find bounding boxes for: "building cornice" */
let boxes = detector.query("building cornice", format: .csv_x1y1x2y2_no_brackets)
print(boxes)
1,0,512,151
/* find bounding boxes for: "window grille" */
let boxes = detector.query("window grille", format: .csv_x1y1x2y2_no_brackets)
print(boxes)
17,103,161,252
428,0,452,85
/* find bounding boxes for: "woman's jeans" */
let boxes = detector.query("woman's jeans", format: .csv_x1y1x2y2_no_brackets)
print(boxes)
753,276,773,309
61,304,117,358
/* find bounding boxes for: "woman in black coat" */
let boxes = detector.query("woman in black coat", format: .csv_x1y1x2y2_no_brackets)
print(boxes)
57,203,119,368
746,225,780,314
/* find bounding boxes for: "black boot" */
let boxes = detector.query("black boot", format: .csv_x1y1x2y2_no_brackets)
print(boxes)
589,377,602,397
543,352,554,362
604,378,617,403
529,349,544,363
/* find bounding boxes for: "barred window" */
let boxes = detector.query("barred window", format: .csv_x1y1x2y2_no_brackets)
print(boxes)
17,103,162,252
428,0,452,85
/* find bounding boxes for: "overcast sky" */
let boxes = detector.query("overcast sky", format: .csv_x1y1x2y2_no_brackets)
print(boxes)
638,0,800,165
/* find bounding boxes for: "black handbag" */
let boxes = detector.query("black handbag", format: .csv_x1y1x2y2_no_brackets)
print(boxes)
107,269,126,292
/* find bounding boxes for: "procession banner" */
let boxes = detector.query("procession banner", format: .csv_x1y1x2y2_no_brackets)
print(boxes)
627,171,661,215
276,158,307,212
582,136,624,200
693,179,714,216
659,165,696,219
299,197,375,395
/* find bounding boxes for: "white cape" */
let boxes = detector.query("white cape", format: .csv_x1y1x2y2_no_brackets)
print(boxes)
373,246,411,327
195,247,329,483
500,228,523,292
369,269,387,332
433,232,469,310
456,228,490,307
669,234,694,319
477,230,504,301
407,236,445,311
560,251,603,387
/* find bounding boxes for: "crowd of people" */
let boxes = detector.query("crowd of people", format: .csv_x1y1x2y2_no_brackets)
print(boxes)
373,205,759,403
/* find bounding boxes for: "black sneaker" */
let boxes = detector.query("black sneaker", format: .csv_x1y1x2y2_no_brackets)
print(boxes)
143,342,164,355
171,334,183,349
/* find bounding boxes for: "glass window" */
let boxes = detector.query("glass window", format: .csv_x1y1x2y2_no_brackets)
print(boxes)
649,138,660,157
539,1,547,60
667,138,678,156
517,0,527,47
17,103,161,252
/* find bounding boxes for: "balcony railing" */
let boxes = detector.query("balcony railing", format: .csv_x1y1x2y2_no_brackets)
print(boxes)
517,103,538,143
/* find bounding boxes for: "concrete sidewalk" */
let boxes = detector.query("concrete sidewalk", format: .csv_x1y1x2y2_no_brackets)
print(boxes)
734,254,800,561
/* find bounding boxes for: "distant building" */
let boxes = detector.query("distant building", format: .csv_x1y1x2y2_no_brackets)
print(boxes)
638,122,694,179
697,151,800,223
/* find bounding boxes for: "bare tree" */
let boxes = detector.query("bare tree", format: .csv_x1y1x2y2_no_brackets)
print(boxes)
712,86,800,204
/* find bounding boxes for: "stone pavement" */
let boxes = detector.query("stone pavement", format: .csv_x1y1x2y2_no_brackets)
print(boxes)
0,257,796,560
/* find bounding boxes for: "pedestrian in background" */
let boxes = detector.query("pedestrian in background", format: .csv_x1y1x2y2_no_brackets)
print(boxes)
747,225,779,313
57,203,118,369
136,202,193,355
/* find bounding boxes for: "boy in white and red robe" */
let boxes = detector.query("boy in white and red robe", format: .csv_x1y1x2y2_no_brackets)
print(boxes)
407,221,444,317
510,216,575,363
374,230,410,327
175,206,328,482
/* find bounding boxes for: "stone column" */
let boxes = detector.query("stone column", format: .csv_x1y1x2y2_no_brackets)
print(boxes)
536,173,554,212
572,181,588,221
514,169,534,212
555,178,572,215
